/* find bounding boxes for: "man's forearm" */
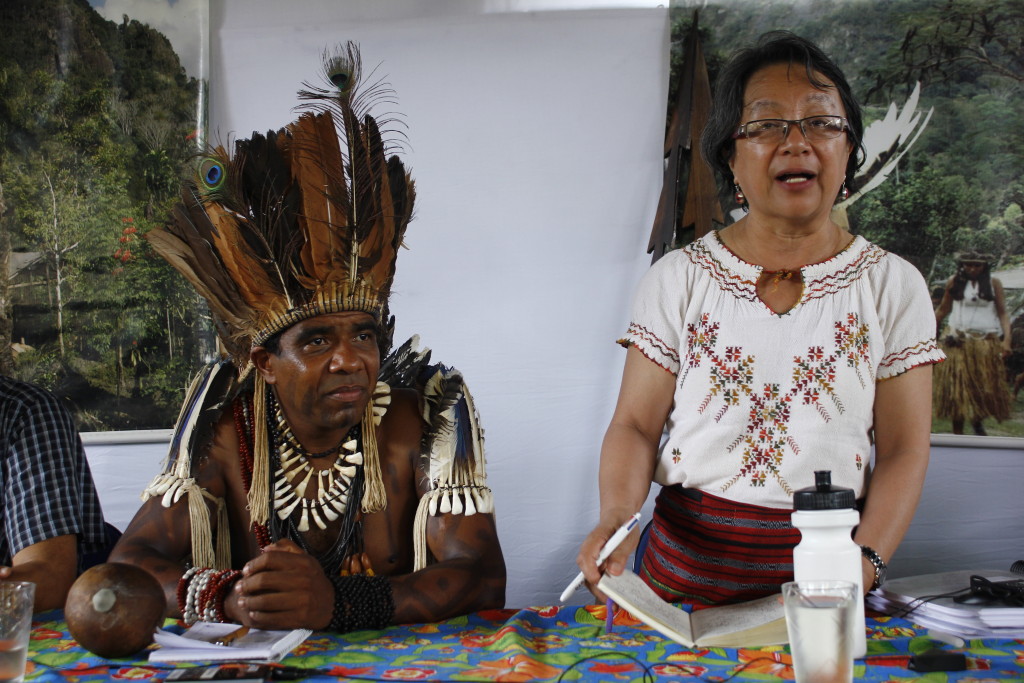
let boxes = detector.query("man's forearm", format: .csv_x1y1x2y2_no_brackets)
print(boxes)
3,560,75,611
387,555,506,625
8,534,78,610
108,542,186,617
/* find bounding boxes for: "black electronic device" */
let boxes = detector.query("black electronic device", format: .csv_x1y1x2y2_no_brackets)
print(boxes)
164,664,267,682
952,575,1024,607
908,648,967,673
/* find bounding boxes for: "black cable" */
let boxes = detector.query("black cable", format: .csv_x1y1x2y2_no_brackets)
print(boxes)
884,587,971,619
555,651,655,683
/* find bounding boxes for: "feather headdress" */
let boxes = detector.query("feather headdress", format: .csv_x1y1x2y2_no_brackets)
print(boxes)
148,42,416,361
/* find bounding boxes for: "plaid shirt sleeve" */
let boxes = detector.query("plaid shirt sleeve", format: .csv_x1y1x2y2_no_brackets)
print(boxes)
1,377,107,566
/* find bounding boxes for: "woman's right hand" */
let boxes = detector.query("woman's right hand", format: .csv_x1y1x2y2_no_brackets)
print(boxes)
575,513,641,599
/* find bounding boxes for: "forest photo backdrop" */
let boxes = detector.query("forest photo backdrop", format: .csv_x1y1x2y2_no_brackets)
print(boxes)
1,0,208,430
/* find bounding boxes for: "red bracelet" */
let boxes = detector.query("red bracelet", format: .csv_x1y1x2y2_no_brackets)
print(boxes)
202,569,242,622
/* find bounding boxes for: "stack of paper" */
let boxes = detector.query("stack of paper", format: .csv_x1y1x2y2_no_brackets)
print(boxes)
866,569,1024,639
150,623,311,662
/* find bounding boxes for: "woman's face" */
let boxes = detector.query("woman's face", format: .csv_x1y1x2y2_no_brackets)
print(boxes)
729,62,852,228
961,261,986,281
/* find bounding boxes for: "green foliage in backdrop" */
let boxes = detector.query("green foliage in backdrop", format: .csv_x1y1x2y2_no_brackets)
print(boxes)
0,0,209,429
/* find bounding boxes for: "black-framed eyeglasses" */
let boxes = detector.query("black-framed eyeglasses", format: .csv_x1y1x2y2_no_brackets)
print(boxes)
732,115,849,143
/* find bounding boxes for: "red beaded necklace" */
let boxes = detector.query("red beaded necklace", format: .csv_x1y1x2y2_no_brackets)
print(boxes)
234,396,271,549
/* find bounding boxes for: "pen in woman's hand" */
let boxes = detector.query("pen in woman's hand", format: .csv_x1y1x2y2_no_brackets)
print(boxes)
560,512,641,602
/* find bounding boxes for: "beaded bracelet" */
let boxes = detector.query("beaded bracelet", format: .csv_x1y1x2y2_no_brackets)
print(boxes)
200,569,242,622
177,568,242,625
327,574,394,632
177,567,201,616
182,568,213,624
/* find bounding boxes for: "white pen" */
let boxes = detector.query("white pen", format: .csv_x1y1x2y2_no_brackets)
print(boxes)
559,512,641,603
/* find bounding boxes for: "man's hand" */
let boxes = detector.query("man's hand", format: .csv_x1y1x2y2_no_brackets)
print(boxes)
231,539,334,630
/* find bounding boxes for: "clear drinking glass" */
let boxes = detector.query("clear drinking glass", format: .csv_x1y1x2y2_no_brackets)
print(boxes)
0,581,35,683
782,580,856,683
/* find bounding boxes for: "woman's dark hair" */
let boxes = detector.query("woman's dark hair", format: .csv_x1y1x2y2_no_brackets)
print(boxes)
950,262,994,302
699,31,865,188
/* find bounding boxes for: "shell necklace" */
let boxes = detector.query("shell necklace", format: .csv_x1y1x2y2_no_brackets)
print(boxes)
270,399,362,533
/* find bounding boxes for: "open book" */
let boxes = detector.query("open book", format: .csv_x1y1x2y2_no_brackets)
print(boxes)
149,623,311,662
598,570,788,648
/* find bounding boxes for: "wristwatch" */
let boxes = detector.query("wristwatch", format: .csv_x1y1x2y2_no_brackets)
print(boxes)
860,545,887,591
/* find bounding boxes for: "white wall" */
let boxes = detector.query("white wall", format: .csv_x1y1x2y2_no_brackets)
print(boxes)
888,440,1024,578
82,0,1024,610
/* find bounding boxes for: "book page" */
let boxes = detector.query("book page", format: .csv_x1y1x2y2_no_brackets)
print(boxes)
599,571,788,648
688,593,787,647
598,571,696,647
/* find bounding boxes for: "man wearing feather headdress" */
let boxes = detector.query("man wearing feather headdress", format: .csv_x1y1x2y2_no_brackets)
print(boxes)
109,43,505,631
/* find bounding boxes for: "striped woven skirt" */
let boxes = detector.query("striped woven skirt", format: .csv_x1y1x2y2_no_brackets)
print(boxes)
638,485,800,606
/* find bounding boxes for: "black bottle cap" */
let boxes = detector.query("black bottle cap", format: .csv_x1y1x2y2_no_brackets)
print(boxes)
793,470,856,510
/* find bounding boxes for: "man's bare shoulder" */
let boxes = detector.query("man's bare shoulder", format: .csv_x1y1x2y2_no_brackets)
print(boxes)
379,387,424,459
207,399,243,464
176,398,242,496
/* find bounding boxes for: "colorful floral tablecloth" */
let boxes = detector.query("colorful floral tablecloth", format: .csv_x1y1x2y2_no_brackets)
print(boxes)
24,606,1024,682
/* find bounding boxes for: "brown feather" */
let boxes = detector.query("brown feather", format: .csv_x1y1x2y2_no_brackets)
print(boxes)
359,114,397,291
291,112,350,289
204,201,282,312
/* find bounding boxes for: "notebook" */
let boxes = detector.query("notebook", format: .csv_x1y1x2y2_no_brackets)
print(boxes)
149,623,311,662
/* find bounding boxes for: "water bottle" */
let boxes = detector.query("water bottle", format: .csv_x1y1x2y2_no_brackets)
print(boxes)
791,470,866,658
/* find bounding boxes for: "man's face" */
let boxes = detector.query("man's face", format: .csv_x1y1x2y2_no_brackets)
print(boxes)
251,312,380,448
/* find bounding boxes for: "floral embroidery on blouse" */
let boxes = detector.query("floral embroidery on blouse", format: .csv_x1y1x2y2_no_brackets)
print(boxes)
683,312,872,495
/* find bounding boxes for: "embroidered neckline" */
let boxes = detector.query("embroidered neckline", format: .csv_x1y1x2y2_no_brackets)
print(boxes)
707,230,865,284
759,268,797,290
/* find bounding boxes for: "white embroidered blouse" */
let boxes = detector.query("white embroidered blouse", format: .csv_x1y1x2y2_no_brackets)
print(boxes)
621,231,944,509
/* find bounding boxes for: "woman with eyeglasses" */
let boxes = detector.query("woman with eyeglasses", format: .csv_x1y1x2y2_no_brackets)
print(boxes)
933,251,1012,435
575,32,944,606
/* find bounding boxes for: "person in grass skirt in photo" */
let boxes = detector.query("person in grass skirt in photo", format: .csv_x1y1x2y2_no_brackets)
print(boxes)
934,250,1012,435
